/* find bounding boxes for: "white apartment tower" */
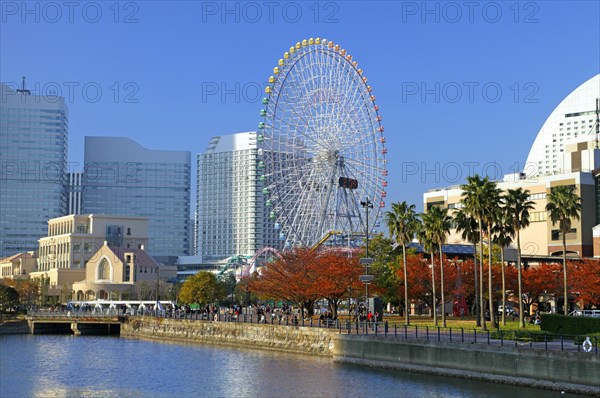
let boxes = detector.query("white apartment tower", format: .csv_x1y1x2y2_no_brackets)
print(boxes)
196,132,281,260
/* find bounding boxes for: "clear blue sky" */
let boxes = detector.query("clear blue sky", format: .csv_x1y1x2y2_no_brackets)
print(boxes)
2,1,599,211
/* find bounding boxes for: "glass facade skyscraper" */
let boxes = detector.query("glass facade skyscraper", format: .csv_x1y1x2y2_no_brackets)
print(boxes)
83,136,191,259
196,132,281,260
0,83,68,257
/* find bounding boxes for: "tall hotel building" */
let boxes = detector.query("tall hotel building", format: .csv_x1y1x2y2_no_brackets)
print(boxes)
0,82,68,257
526,74,599,177
196,132,281,260
83,137,191,259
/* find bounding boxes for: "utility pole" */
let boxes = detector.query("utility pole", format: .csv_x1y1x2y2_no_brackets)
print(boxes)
359,198,374,314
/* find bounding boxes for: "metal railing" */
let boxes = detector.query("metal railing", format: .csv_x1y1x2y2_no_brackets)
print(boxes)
27,309,121,319
25,309,599,354
135,310,599,355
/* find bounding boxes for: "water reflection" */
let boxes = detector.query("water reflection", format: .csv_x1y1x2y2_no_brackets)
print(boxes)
1,335,580,398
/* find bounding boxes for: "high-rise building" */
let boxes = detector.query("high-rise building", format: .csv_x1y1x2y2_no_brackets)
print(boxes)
0,82,68,257
82,136,191,259
196,132,281,260
67,172,83,215
526,74,599,177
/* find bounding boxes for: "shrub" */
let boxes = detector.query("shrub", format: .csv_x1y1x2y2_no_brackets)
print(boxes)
540,314,600,335
490,330,553,342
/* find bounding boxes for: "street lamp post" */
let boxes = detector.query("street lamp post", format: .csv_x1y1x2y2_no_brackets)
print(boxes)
360,198,374,316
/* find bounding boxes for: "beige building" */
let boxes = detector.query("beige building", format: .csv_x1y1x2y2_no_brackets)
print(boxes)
72,242,177,301
37,214,149,271
424,171,597,258
0,252,37,280
29,268,86,301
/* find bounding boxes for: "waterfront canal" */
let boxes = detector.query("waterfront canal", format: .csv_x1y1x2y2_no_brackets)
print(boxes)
1,335,578,397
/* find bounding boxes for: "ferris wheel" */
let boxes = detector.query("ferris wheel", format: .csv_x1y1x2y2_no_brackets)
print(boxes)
258,38,388,248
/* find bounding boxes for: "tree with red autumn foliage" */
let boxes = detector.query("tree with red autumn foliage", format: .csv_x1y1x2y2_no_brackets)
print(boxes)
521,263,561,312
569,259,600,308
313,250,363,318
247,247,320,317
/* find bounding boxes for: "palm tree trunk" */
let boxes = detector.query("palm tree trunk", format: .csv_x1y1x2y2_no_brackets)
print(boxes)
517,230,524,328
488,226,496,329
403,244,409,325
431,252,437,326
474,242,480,327
563,232,568,316
478,219,486,330
501,248,506,326
440,244,446,328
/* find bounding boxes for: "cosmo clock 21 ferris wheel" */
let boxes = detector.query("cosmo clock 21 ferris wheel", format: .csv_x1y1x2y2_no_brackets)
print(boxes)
258,38,388,248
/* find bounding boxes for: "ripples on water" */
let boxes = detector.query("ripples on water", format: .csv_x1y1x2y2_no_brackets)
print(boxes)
0,335,577,398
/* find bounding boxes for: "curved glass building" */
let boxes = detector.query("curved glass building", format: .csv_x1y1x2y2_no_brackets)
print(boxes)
525,74,600,177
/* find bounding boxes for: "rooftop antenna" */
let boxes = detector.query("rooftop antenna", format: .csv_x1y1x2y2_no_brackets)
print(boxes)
16,76,31,95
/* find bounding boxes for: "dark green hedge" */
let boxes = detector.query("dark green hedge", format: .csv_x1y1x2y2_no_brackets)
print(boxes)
540,314,600,335
490,330,553,342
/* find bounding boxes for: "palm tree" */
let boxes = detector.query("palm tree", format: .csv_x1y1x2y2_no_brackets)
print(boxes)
545,185,582,315
482,182,502,329
454,208,481,326
424,205,452,327
492,204,514,326
417,221,437,326
385,202,420,326
504,188,535,327
461,175,496,330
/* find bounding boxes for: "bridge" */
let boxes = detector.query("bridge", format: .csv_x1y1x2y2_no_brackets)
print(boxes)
26,310,121,335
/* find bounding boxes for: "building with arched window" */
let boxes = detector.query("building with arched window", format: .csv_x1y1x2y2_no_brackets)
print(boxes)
71,241,176,301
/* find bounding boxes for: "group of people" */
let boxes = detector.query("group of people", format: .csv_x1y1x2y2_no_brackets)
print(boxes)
350,304,380,323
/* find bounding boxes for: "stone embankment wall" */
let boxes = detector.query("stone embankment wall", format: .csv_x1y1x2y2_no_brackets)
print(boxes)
333,335,600,396
120,317,337,356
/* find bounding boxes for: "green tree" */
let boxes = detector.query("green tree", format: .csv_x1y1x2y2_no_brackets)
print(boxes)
417,215,438,326
179,271,227,306
422,205,452,327
368,233,401,307
492,205,514,326
504,187,534,327
461,175,495,330
0,284,19,312
482,181,501,329
545,185,582,315
385,201,420,325
219,272,237,304
454,208,481,326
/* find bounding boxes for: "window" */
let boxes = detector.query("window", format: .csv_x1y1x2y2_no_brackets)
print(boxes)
551,228,576,241
127,227,131,235
427,201,444,210
530,211,548,222
527,193,546,201
97,258,110,281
